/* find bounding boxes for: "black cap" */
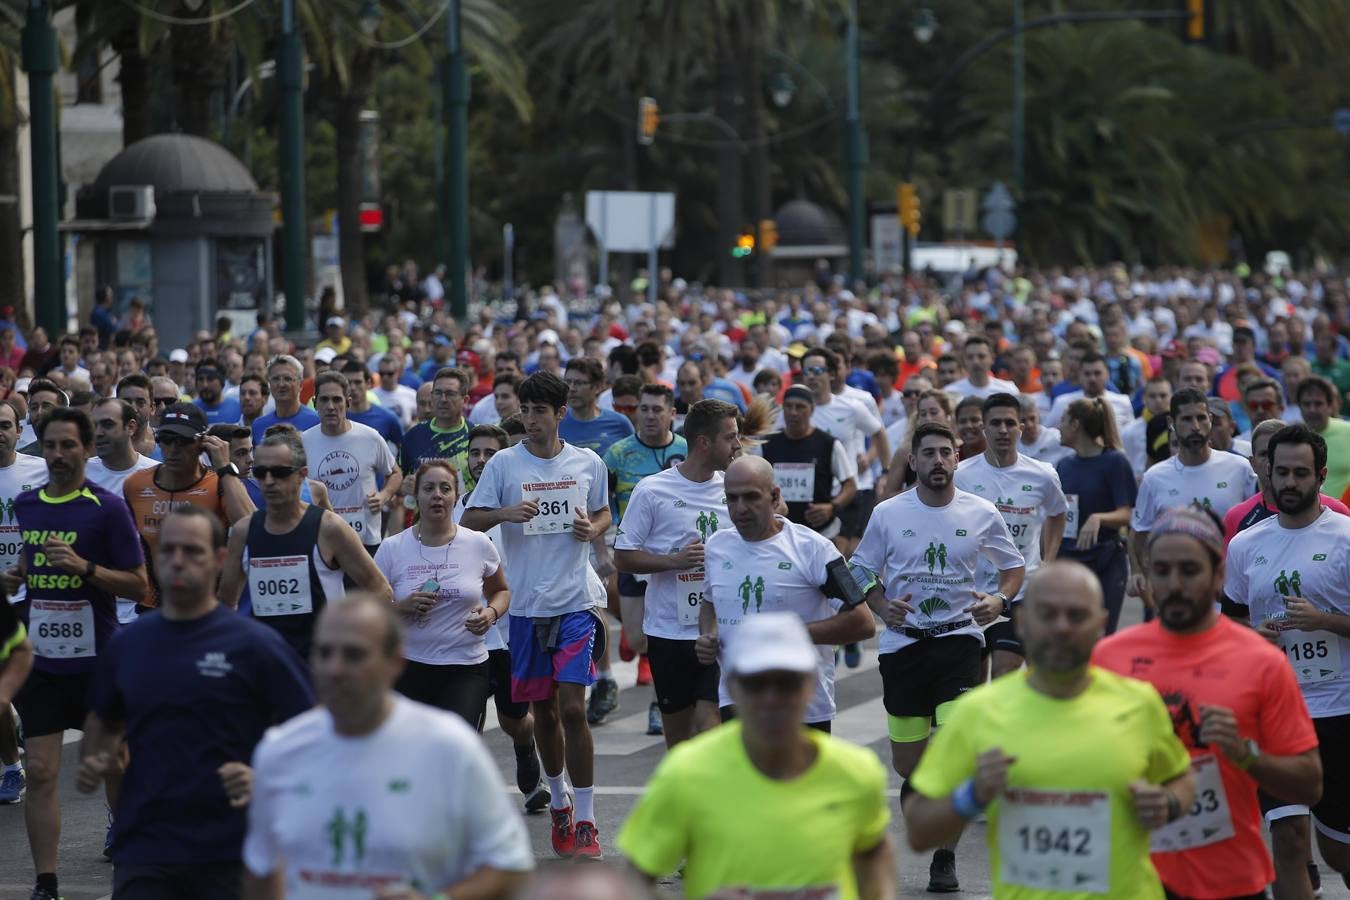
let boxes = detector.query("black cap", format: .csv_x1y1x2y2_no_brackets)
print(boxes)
157,402,208,439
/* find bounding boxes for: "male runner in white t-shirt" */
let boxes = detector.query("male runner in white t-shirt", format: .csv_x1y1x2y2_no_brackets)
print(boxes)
695,456,874,729
462,371,611,861
1226,423,1350,888
614,399,740,746
954,392,1067,678
851,420,1024,893
85,398,158,624
1130,388,1257,600
302,372,402,553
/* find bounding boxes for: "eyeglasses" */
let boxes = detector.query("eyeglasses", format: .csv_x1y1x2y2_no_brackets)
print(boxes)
152,396,176,406
253,464,300,480
158,434,197,448
378,371,397,378
803,366,828,376
902,390,922,398
431,389,464,399
564,380,593,389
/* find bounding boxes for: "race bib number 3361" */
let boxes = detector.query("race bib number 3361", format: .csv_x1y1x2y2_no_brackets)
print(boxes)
522,481,583,535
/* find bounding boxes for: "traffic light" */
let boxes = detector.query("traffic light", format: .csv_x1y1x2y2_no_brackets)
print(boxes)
898,182,921,237
638,96,659,145
758,219,778,252
732,228,756,258
1181,0,1211,45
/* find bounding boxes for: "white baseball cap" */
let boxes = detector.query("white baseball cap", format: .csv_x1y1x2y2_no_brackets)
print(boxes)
725,612,818,677
314,347,338,364
169,348,189,363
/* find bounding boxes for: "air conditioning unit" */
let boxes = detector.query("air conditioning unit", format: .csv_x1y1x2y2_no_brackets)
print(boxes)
108,185,156,221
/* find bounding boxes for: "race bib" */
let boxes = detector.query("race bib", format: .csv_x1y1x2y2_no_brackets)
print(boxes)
676,570,704,626
290,870,407,899
1064,494,1079,541
998,788,1111,894
522,481,583,535
30,598,95,658
1282,629,1342,684
773,463,816,503
249,555,314,617
1151,754,1234,852
0,525,23,571
334,506,369,541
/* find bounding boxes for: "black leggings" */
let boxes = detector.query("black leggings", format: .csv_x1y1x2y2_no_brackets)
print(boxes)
396,659,491,730
1068,542,1128,635
1164,891,1265,900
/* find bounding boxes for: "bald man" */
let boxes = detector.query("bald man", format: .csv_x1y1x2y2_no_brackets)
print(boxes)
904,560,1195,899
695,456,873,733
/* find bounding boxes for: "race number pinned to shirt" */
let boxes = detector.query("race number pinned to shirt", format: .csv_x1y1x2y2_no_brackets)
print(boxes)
1282,628,1343,684
676,570,704,626
1063,494,1080,541
773,463,816,503
522,480,584,535
1151,754,1234,852
0,523,22,571
249,555,314,617
998,788,1111,894
334,506,367,540
29,598,95,658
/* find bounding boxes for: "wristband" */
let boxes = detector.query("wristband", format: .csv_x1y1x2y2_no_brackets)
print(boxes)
84,560,96,580
1164,788,1182,823
952,777,986,820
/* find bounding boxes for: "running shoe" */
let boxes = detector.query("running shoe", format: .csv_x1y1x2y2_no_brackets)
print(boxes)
550,803,576,858
103,808,114,860
646,702,663,736
28,886,60,900
636,655,653,686
522,782,551,814
586,678,619,725
1308,860,1319,895
844,642,862,669
513,743,541,795
573,820,604,861
927,848,959,893
618,630,636,662
0,766,25,803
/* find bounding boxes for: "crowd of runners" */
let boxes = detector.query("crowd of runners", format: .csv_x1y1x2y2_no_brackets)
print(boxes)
2,262,1350,897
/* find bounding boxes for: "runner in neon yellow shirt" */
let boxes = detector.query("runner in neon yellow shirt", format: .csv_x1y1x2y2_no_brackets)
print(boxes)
905,561,1194,899
618,612,893,899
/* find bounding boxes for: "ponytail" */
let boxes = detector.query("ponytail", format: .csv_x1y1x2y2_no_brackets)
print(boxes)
1066,396,1122,451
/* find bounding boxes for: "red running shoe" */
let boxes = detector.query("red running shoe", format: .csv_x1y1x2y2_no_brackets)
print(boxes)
550,804,576,858
573,820,604,861
636,654,653,685
618,630,636,662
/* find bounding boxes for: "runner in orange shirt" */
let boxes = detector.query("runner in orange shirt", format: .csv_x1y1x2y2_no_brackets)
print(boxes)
1094,507,1322,900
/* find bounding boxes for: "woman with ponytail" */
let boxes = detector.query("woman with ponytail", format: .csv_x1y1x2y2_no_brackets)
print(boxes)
1055,396,1137,633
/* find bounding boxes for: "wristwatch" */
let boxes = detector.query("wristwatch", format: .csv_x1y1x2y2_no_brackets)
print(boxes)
1234,738,1262,771
84,560,96,579
993,592,1012,618
215,462,240,479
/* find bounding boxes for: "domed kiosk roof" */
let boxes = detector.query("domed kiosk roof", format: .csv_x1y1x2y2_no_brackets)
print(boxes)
93,134,260,195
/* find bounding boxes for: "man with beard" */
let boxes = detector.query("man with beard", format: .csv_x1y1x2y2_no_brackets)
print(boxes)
1130,389,1256,603
193,360,242,425
1096,507,1322,900
1227,424,1350,894
1224,418,1350,547
850,421,1024,892
903,561,1195,900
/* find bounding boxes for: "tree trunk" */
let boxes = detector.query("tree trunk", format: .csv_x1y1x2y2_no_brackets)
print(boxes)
335,52,376,315
112,29,151,146
0,64,24,315
715,27,744,288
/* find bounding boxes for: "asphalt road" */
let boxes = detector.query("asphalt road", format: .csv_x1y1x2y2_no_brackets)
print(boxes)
3,598,1348,899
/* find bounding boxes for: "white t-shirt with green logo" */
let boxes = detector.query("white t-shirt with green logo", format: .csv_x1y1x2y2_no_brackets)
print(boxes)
852,489,1023,655
1131,453,1257,532
704,518,843,723
0,455,48,608
955,453,1068,599
243,696,533,893
615,467,727,641
1225,509,1350,717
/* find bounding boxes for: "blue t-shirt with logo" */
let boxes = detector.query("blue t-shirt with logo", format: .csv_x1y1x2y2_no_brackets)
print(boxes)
194,396,243,425
559,409,634,458
250,406,321,445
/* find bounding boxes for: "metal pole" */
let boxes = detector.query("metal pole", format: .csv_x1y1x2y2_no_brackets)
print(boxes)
845,0,865,287
278,0,307,332
445,0,470,325
23,0,62,337
1012,0,1025,200
647,194,658,306
502,223,514,304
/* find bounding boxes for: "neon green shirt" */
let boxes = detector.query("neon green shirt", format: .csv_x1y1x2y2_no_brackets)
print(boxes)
1316,417,1350,500
910,667,1190,900
618,721,889,898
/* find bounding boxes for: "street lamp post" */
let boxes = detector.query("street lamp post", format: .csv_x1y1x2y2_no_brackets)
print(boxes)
844,0,866,288
22,0,62,337
443,0,469,325
278,0,308,333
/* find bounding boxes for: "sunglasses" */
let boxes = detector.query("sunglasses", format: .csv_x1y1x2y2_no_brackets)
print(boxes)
1247,400,1279,411
903,390,922,398
803,365,829,376
158,434,197,448
253,464,300,480
686,352,707,363
152,396,177,406
613,403,638,414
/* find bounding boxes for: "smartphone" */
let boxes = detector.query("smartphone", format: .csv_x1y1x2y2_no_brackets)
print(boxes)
422,579,440,593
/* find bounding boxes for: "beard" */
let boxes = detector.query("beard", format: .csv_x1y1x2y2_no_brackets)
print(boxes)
1275,484,1320,516
1026,638,1092,674
918,467,950,490
1157,590,1209,631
